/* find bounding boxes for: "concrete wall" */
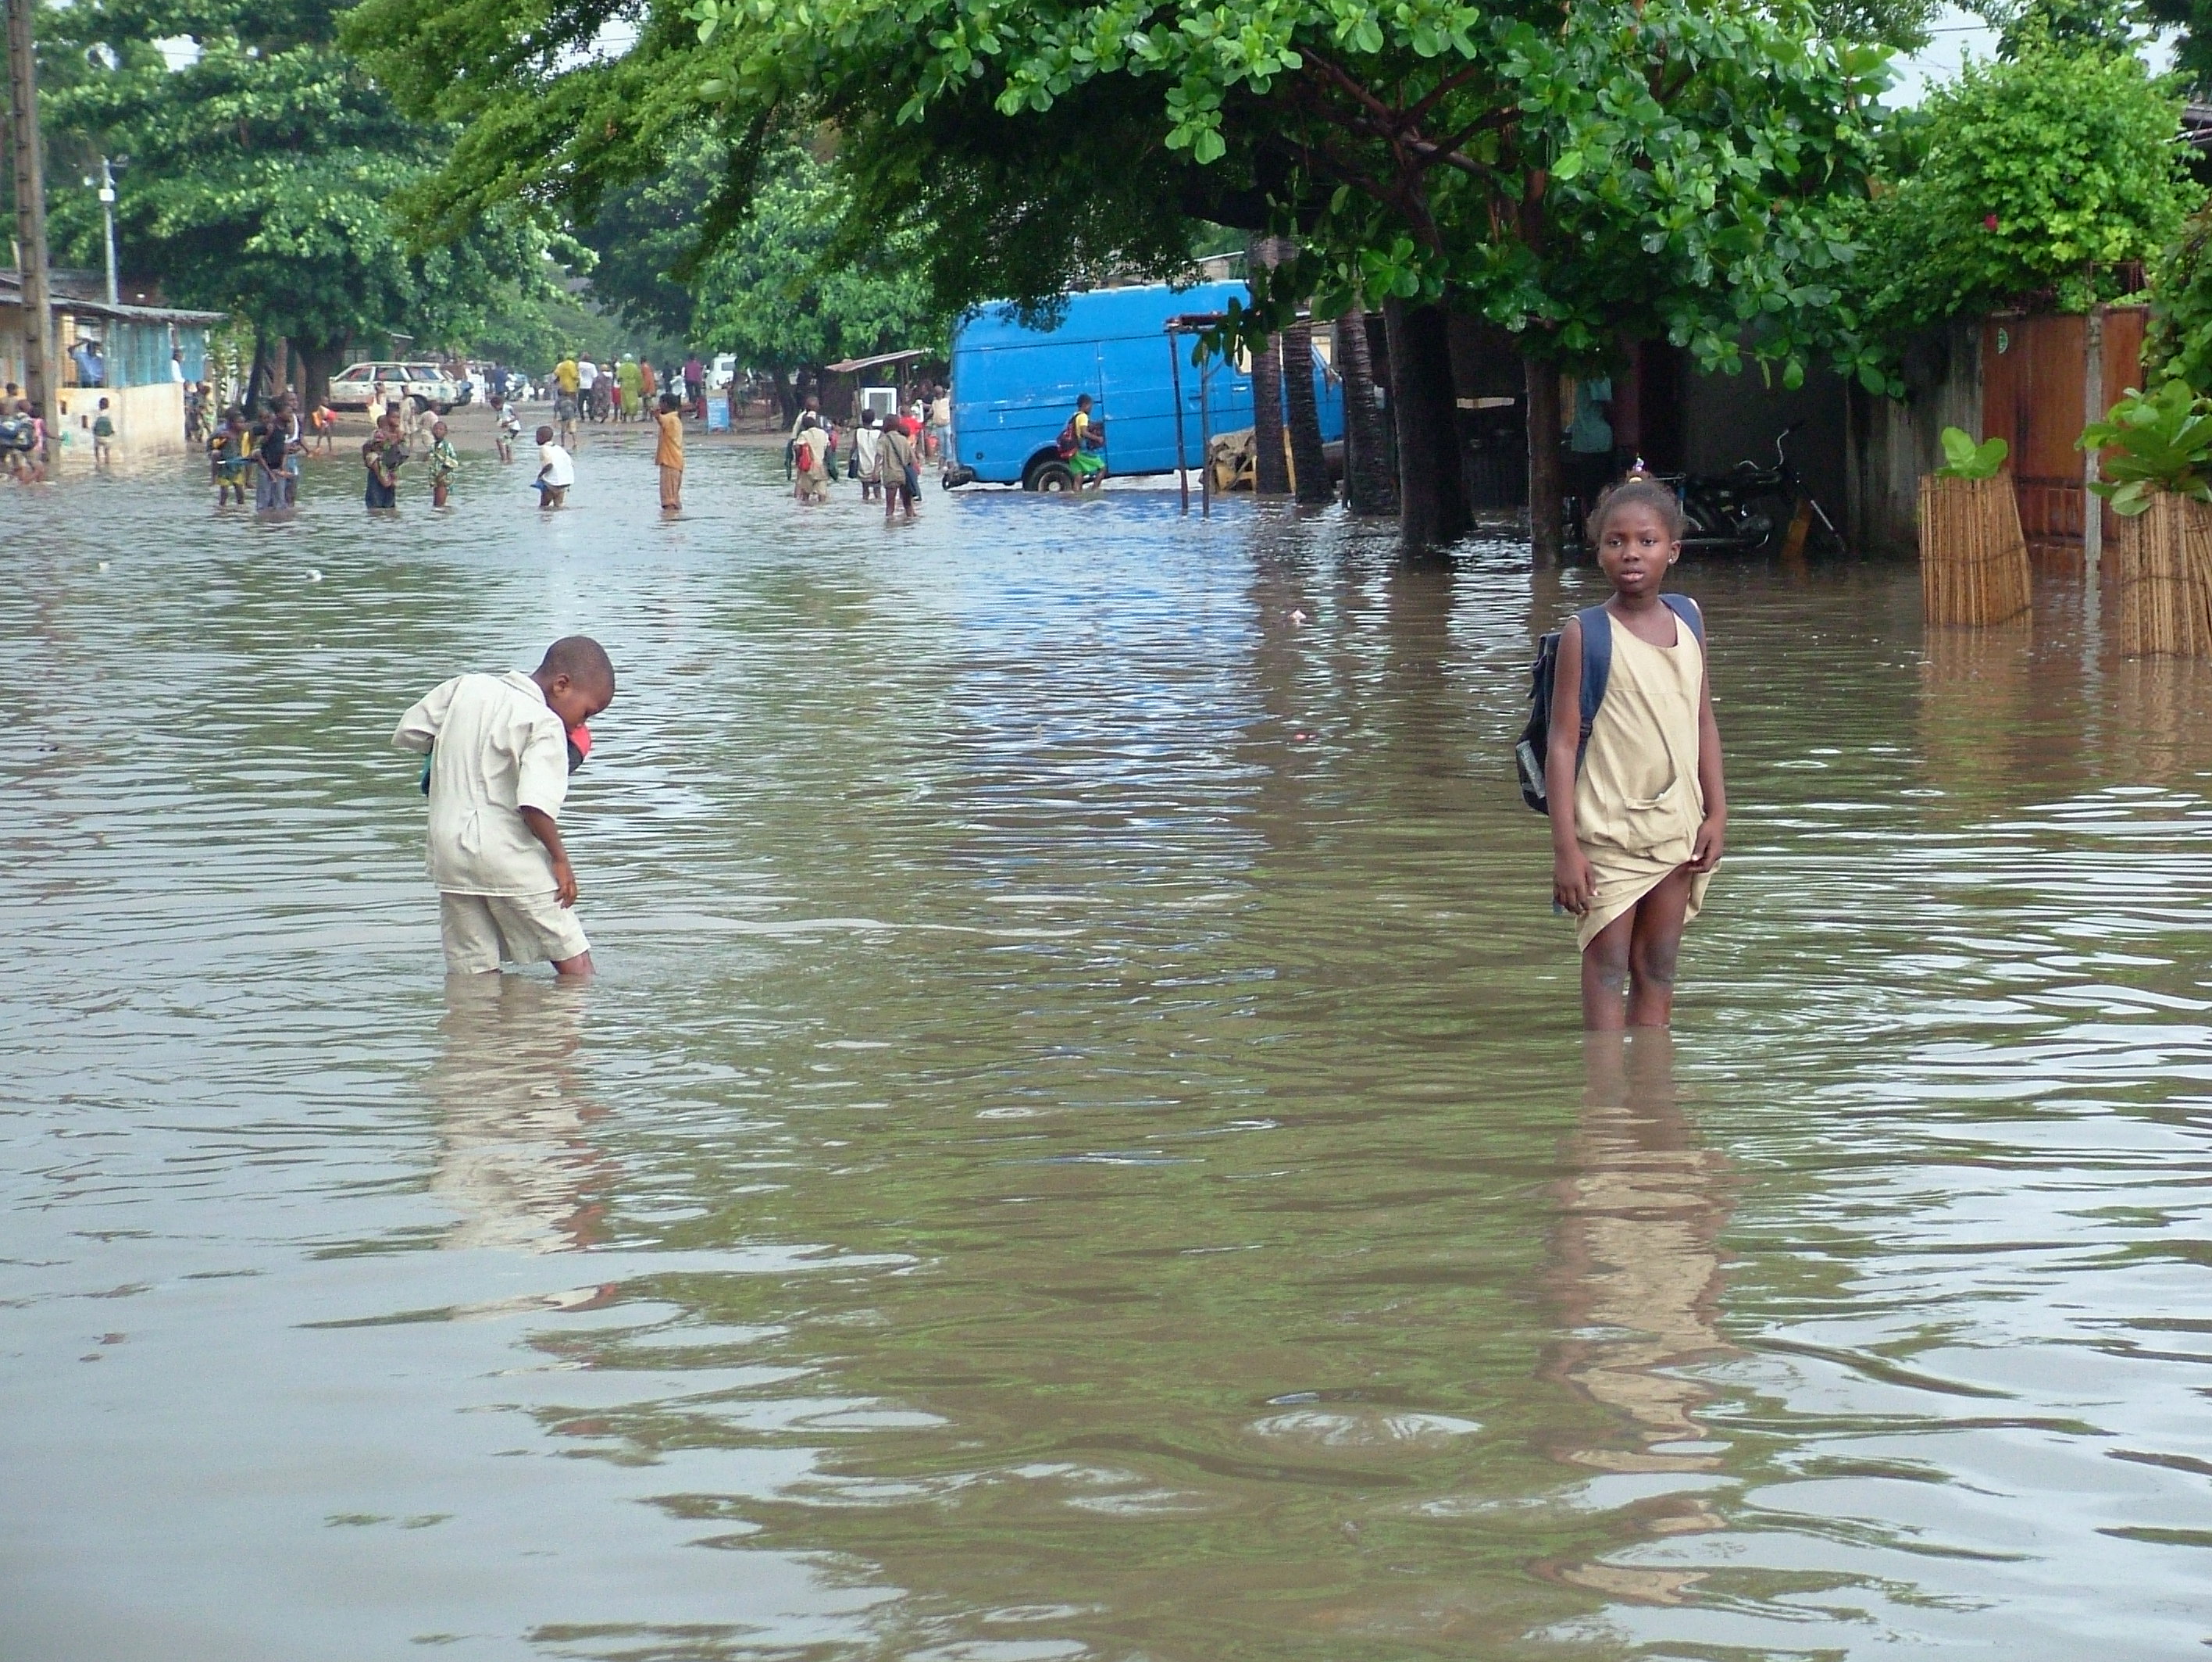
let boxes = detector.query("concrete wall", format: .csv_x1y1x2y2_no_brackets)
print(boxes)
1843,320,1982,558
55,381,186,471
1678,356,1850,524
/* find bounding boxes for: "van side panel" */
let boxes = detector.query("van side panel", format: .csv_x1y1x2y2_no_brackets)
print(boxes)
951,283,1344,485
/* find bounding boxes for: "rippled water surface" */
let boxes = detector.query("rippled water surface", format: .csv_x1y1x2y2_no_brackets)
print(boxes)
5,430,2210,1660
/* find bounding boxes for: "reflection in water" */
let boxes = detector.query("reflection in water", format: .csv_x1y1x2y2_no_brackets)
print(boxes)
1544,1032,1734,1607
428,975,611,1254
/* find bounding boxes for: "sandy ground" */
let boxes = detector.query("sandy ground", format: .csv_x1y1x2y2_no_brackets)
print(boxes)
325,398,795,448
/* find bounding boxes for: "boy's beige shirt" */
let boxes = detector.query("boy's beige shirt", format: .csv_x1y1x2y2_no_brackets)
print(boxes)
393,672,569,896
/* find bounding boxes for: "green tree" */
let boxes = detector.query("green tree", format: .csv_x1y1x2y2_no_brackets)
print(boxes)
41,0,549,404
1848,41,2200,341
688,144,951,421
354,0,1892,551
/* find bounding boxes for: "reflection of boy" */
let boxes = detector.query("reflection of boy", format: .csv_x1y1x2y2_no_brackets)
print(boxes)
392,637,616,979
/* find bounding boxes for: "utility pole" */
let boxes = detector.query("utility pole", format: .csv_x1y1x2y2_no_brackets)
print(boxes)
4,0,55,433
97,155,116,307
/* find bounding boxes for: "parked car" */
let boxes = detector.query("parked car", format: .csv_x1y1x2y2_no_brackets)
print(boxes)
326,360,464,415
946,280,1343,490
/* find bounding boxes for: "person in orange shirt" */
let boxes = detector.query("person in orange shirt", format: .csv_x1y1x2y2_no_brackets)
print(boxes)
655,392,685,512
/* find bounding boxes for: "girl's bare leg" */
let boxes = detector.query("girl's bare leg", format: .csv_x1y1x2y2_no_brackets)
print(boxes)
1580,910,1636,1032
1625,865,1696,1028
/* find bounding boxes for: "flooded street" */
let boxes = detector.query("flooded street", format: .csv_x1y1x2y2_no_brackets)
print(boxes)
4,429,2210,1660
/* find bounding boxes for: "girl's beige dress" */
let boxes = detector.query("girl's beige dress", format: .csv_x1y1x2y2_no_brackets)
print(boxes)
1572,615,1712,948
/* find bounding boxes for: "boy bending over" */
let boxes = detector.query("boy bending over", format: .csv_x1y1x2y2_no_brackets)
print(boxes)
394,637,616,978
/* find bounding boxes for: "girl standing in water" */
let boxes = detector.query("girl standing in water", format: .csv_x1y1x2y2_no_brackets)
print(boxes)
1545,478,1727,1029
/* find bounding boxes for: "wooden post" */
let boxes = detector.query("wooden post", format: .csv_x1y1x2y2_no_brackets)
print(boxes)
2083,307,2106,576
1198,353,1211,518
1168,326,1188,514
5,0,56,436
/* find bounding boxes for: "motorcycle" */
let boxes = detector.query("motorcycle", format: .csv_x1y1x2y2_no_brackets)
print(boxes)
1566,422,1841,556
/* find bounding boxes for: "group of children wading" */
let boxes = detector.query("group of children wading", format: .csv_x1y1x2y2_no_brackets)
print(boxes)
391,473,1725,1032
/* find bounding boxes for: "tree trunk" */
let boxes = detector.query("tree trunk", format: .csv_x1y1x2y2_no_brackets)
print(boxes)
246,332,272,411
1526,354,1564,562
1282,318,1331,504
1336,299,1397,515
295,338,344,410
772,370,799,428
1382,298,1472,551
1247,237,1289,494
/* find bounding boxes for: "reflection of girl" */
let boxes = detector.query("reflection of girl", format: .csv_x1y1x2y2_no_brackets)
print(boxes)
1543,1031,1736,1605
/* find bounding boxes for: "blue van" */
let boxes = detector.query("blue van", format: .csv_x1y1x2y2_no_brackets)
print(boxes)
947,280,1343,490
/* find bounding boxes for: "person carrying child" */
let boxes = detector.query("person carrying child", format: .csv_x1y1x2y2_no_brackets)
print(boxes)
428,419,459,508
391,636,616,979
362,412,407,510
214,408,252,506
534,423,574,509
1544,477,1727,1031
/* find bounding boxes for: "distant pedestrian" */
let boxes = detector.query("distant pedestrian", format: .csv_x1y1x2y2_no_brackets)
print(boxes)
533,424,573,509
876,416,918,519
683,352,704,417
428,419,458,508
853,409,882,501
928,383,951,465
793,412,830,504
1064,394,1106,488
617,355,641,423
491,394,519,464
252,412,290,512
1545,477,1727,1031
654,392,685,512
91,398,116,472
638,359,657,408
280,392,304,505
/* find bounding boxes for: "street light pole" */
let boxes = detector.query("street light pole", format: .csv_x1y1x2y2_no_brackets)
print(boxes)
98,156,116,308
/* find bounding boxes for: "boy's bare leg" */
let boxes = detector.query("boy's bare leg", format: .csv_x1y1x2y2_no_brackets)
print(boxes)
1625,865,1696,1029
1580,911,1636,1032
551,950,594,979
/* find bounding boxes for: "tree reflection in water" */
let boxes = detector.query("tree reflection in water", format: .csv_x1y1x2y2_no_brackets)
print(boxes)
1542,1030,1736,1607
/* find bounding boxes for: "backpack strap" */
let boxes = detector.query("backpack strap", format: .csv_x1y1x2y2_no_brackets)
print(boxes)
1660,592,1706,647
1575,605,1613,746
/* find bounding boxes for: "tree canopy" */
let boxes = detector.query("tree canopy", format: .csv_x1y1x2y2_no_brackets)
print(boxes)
1846,37,2200,337
41,0,549,387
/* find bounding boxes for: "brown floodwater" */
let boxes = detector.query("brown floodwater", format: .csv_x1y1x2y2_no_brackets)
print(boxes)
3,427,2209,1660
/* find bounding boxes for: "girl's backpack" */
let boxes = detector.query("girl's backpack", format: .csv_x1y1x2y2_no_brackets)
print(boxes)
1055,418,1079,458
1515,594,1704,813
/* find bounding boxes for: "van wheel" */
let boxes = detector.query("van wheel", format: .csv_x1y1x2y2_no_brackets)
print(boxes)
1024,457,1076,493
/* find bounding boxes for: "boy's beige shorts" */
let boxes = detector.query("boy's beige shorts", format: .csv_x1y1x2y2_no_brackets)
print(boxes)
440,892,590,974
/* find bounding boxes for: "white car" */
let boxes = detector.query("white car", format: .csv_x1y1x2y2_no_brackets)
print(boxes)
327,360,463,414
